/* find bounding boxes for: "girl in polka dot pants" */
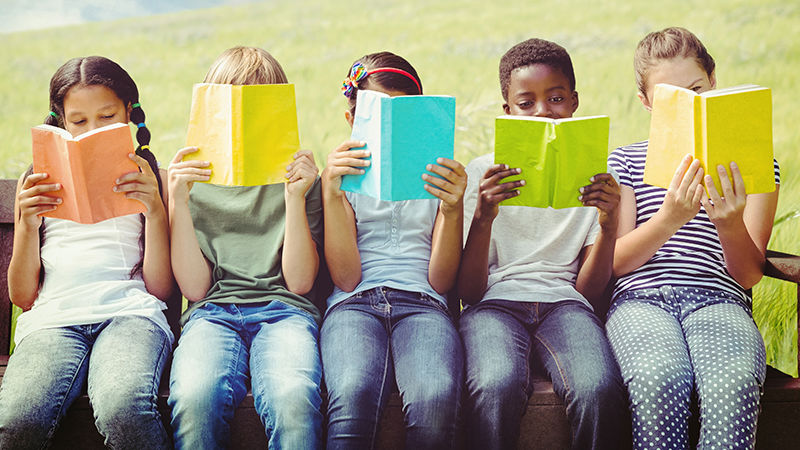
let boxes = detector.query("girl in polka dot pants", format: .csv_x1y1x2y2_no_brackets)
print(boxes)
606,27,780,449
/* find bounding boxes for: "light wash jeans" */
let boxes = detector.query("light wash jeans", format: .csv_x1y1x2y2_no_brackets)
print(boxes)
0,315,171,449
606,286,766,450
321,287,463,450
168,300,323,450
459,299,627,450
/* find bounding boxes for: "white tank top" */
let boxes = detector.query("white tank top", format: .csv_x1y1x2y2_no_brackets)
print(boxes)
14,214,172,345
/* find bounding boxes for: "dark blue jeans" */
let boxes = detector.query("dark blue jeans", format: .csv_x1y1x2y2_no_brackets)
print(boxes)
321,287,463,450
459,299,626,450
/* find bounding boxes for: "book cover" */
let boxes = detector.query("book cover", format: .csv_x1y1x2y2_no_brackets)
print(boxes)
184,83,300,186
494,115,610,209
644,83,774,194
31,122,145,224
341,89,456,201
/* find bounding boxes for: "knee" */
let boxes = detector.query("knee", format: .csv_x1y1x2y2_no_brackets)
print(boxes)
262,377,322,429
625,361,692,412
0,406,52,447
466,365,526,412
168,376,230,422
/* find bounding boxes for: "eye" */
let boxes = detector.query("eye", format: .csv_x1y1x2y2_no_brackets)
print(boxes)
517,100,533,109
549,96,564,103
690,86,702,92
71,119,86,125
101,113,116,119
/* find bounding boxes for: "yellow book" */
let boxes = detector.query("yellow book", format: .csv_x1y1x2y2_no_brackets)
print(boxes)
644,83,774,194
184,83,300,186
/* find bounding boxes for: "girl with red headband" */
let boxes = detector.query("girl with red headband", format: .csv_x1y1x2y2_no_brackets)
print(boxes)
320,51,466,449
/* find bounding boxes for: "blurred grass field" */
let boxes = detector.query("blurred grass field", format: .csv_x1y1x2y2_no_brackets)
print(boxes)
1,0,798,374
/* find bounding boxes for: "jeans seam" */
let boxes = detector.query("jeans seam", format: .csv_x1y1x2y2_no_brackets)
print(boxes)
370,315,393,448
49,344,91,441
146,327,168,437
534,333,570,394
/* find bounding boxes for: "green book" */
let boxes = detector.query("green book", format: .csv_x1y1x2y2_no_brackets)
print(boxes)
494,115,610,208
9,304,22,354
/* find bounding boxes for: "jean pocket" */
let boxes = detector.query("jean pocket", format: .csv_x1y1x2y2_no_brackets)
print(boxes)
419,292,451,315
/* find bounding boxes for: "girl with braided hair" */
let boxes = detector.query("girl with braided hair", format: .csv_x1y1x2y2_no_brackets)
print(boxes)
0,56,173,449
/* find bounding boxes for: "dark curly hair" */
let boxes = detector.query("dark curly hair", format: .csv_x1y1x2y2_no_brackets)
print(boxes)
499,38,576,101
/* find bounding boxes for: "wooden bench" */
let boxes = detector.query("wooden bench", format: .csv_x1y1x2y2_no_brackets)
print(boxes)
1,177,799,448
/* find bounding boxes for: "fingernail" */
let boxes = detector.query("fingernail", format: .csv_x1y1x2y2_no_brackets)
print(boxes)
579,187,585,193
502,164,508,170
113,186,118,192
515,168,521,174
115,179,120,184
519,180,526,186
590,176,596,182
359,170,365,174
731,162,738,169
426,164,432,171
578,195,583,201
55,198,61,203
55,183,60,189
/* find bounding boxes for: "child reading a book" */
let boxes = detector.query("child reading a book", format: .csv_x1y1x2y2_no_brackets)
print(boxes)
606,27,780,449
166,46,325,449
0,56,173,448
456,38,627,450
321,51,466,449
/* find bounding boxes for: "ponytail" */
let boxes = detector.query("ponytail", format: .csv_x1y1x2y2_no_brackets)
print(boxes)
129,103,162,196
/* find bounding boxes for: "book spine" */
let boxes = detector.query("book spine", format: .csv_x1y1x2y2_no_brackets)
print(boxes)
383,97,392,201
695,96,706,167
67,140,89,223
233,86,243,185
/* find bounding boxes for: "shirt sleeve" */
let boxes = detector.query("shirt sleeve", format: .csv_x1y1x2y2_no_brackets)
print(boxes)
608,148,633,188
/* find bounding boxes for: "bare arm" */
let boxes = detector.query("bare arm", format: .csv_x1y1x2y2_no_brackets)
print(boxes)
167,147,213,302
574,173,620,310
116,154,174,300
282,150,320,295
321,140,367,292
613,155,705,276
702,162,779,289
8,172,61,310
425,158,467,294
456,164,523,304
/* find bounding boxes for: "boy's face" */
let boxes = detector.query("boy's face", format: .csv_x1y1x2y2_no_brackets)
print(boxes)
503,64,578,119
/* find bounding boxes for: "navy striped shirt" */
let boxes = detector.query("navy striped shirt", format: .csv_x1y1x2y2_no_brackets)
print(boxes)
608,141,780,301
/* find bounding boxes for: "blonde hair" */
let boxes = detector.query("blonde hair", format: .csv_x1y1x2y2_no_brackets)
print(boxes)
204,46,288,85
634,27,715,97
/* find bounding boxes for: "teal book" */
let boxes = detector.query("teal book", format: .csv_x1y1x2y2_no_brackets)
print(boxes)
341,89,456,201
494,115,610,209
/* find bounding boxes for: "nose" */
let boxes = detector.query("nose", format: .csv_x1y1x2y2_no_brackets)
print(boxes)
533,101,551,118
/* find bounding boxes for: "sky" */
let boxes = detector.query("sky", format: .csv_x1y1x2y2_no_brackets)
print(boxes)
0,0,258,34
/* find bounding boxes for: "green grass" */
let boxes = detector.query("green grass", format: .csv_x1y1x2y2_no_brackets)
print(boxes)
2,0,799,374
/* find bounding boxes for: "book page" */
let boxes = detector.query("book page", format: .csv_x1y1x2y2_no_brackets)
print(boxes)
185,83,234,185
240,84,300,186
389,95,455,201
644,84,698,189
701,87,774,194
342,89,387,199
75,123,144,223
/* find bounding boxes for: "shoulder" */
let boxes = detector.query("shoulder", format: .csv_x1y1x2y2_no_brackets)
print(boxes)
465,153,493,178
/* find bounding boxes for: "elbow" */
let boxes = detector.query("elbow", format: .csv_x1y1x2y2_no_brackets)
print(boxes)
286,278,314,296
332,271,361,293
9,290,35,312
738,273,764,291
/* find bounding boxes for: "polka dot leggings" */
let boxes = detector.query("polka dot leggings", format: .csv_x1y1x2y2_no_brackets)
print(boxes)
606,286,766,450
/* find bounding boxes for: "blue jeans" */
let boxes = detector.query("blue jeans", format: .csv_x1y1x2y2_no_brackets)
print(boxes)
168,300,323,450
606,286,766,450
320,287,463,450
0,315,171,449
459,299,626,450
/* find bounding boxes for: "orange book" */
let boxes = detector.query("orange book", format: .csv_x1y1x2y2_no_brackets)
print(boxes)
31,122,145,224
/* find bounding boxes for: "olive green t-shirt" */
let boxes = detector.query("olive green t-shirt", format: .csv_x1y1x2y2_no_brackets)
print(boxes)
181,179,324,324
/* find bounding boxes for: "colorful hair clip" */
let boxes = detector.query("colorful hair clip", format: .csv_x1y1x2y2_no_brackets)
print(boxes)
49,111,58,118
342,62,369,98
137,123,146,128
131,102,141,109
140,145,150,151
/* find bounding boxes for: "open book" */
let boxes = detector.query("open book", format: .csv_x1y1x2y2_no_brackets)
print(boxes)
494,115,610,208
644,83,775,193
184,83,300,186
31,122,145,224
341,89,456,201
